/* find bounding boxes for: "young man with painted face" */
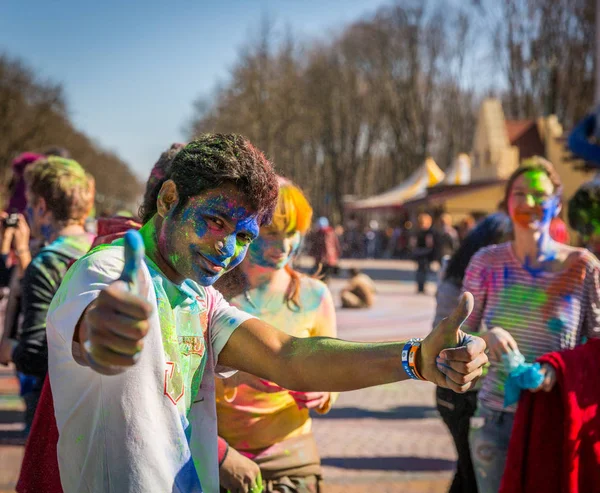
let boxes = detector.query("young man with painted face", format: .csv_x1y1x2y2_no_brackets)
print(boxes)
7,157,95,433
47,135,488,493
462,156,600,493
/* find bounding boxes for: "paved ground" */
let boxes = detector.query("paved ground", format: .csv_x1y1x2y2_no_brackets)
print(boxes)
0,259,455,493
314,269,453,493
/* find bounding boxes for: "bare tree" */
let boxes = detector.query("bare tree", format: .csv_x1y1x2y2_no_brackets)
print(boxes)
0,53,142,211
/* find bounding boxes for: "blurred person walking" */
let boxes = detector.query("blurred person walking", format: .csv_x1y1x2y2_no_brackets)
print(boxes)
435,213,459,261
309,216,341,282
411,213,435,294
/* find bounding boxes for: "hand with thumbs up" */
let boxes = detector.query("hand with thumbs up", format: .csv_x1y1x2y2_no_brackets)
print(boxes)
80,230,154,374
418,292,488,392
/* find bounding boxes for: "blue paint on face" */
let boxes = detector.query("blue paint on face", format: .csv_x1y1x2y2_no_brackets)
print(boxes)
160,184,260,286
247,229,302,269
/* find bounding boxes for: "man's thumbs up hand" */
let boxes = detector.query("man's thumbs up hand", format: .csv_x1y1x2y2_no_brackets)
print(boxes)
418,292,488,392
82,230,153,374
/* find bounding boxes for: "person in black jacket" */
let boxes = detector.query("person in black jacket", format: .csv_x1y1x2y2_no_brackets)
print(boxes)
411,213,435,294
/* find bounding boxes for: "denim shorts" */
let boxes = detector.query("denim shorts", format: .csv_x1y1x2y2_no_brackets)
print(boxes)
469,403,515,493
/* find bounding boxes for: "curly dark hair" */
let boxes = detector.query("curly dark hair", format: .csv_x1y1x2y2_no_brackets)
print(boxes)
138,134,279,225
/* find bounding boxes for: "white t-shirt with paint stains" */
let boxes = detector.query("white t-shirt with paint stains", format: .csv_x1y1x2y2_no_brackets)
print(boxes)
47,246,253,493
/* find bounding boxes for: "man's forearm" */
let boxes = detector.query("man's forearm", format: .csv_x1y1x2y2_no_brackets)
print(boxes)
277,337,409,392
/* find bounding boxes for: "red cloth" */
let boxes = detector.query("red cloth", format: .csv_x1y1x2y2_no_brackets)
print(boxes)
500,339,600,493
16,216,141,493
92,216,142,248
16,377,61,493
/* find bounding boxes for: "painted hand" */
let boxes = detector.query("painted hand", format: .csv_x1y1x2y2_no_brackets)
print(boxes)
219,446,262,493
82,230,152,372
289,391,329,410
419,292,488,393
484,327,519,362
531,363,557,393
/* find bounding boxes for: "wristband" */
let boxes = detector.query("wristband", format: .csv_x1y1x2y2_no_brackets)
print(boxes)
401,339,418,379
408,341,425,381
402,338,426,380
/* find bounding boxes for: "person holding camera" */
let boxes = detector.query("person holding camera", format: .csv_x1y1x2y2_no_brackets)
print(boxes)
0,152,45,369
0,211,33,364
3,156,95,433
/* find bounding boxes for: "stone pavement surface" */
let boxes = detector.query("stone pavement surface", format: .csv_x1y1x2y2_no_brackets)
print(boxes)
313,273,454,493
0,260,455,492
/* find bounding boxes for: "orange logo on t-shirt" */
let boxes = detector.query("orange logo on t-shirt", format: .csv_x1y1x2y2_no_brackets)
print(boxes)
179,336,205,357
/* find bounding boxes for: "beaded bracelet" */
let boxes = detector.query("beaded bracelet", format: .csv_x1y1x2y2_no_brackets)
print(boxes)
401,338,425,381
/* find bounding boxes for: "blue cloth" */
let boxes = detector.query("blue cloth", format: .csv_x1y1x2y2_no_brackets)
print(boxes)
502,351,545,407
568,113,600,167
17,372,41,396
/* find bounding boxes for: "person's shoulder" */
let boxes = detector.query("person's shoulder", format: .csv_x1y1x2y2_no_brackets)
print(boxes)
301,275,328,292
566,245,600,271
64,245,129,282
77,244,124,266
300,275,330,302
470,242,511,264
27,245,74,279
199,284,227,308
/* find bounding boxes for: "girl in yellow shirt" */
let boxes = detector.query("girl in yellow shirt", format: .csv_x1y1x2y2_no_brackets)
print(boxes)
216,178,337,493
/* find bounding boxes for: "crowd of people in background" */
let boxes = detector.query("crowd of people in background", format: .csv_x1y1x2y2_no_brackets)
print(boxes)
310,211,474,263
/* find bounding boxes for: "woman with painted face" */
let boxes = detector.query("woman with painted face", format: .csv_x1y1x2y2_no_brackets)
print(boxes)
215,178,336,493
461,156,600,493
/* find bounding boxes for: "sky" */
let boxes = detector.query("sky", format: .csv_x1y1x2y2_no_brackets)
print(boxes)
0,0,407,180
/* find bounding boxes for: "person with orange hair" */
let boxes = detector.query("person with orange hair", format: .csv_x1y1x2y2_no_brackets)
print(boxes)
215,178,337,493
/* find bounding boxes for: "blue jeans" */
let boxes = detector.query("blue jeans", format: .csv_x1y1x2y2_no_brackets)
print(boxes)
469,404,515,493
